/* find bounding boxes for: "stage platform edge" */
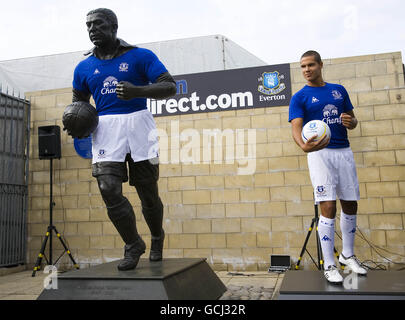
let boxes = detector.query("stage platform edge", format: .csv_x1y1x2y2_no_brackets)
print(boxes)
277,270,405,300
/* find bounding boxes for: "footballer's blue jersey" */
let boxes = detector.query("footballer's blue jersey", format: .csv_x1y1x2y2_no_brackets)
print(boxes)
73,47,168,116
288,83,354,148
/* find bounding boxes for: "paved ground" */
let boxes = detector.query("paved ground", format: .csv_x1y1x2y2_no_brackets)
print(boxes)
0,267,285,300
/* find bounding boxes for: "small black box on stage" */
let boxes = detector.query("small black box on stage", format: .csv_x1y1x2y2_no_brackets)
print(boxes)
38,125,61,159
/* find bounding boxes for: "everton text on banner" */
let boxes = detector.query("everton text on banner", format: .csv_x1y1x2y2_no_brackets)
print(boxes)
147,64,292,117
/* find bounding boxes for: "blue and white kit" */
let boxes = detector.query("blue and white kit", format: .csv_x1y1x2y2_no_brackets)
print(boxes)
72,47,168,163
289,83,360,202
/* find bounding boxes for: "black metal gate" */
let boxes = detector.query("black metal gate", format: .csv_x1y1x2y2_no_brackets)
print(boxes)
0,89,30,267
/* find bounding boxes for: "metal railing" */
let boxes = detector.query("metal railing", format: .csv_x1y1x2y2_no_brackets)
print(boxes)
0,88,30,267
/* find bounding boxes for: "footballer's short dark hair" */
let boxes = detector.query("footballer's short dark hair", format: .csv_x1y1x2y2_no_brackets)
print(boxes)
301,50,322,64
87,8,118,27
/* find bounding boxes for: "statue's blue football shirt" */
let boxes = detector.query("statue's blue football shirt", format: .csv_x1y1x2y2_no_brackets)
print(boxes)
288,83,354,148
73,47,168,116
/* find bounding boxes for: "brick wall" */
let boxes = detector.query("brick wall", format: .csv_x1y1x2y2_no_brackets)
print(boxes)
26,52,405,271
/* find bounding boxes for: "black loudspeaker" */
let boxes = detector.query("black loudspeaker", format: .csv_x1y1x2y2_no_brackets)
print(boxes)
38,125,61,159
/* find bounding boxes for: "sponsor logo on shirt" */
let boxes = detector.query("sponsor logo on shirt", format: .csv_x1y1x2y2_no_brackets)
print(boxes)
101,76,118,95
322,104,341,125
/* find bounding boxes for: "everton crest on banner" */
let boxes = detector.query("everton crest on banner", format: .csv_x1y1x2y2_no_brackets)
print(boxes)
148,64,291,117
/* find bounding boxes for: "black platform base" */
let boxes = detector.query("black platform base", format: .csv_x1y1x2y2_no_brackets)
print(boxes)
37,258,226,300
278,270,405,300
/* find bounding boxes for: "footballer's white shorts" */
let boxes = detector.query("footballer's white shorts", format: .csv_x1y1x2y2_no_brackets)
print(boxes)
91,109,159,164
307,147,360,203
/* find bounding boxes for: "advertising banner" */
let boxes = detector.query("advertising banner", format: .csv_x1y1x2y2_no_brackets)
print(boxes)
148,63,291,117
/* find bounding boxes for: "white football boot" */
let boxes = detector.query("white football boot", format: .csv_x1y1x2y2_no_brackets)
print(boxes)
339,254,368,275
324,265,343,284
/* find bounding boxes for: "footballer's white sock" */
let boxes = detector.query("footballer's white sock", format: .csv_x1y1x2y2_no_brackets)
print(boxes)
340,211,356,258
318,215,336,269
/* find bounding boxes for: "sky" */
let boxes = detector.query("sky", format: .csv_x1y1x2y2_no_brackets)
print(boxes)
1,0,404,65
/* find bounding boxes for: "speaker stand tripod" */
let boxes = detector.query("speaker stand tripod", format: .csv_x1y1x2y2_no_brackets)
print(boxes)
295,199,340,271
32,158,79,277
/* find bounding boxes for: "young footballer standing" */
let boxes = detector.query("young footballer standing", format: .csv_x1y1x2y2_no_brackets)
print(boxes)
289,50,367,283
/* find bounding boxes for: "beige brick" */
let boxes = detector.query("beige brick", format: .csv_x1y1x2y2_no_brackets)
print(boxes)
194,118,222,130
357,198,384,214
256,143,283,158
66,156,92,169
227,233,256,248
226,203,255,218
167,205,196,219
78,221,102,235
286,201,316,216
212,248,242,264
285,171,311,185
371,74,400,90
353,106,374,121
222,116,251,130
65,208,89,222
160,191,182,205
196,204,225,219
358,91,389,106
251,114,281,129
366,182,399,197
33,95,56,109
241,218,271,232
377,135,405,150
380,166,405,181
181,164,210,176
357,167,380,182
369,214,403,230
386,230,405,245
168,176,195,191
183,190,210,204
257,232,287,248
169,234,197,249
363,151,396,166
182,219,211,233
369,230,387,246
242,248,271,264
90,208,108,221
211,218,241,233
224,175,253,188
383,197,405,213
254,172,284,187
31,197,48,210
211,189,239,203
374,104,405,120
340,77,371,92
197,234,226,248
388,88,405,104
282,141,305,156
324,64,356,79
361,120,393,136
240,188,269,202
210,163,238,175
65,236,90,249
270,186,301,201
196,175,224,189
90,236,115,249
255,202,286,217
162,219,183,234
65,182,90,195
183,248,212,259
350,136,377,152
160,164,182,177
356,61,387,77
268,156,299,171
272,216,302,232
396,150,405,164
393,119,405,134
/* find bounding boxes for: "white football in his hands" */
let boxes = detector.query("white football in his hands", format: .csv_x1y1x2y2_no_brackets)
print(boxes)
301,120,331,143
